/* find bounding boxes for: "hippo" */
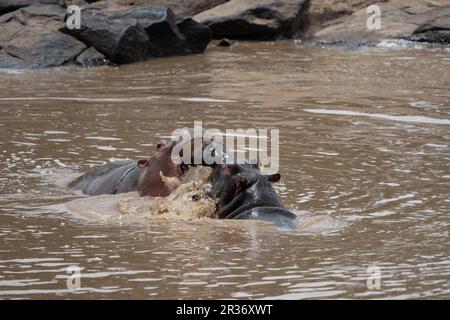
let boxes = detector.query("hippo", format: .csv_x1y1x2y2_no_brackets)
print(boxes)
68,139,188,197
207,162,297,229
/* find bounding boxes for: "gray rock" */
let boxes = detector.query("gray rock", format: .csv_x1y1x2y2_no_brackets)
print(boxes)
177,17,212,53
0,51,29,68
111,6,187,57
0,0,60,15
217,37,234,46
0,4,87,68
75,46,111,67
194,0,309,39
0,2,212,68
89,0,230,17
0,2,66,23
313,0,450,45
62,8,149,64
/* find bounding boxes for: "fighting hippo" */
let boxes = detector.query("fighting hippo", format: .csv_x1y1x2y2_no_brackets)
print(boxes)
205,159,296,228
68,139,188,197
200,139,297,228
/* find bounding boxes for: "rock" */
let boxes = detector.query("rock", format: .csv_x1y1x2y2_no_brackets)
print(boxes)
0,0,60,15
61,0,91,8
62,8,149,64
0,2,66,23
111,6,187,57
1,2,212,69
0,4,87,68
4,31,86,68
217,37,234,46
302,0,386,38
193,0,310,39
63,6,211,63
411,7,450,44
0,51,29,68
313,0,450,45
75,46,112,67
89,0,230,17
177,17,212,53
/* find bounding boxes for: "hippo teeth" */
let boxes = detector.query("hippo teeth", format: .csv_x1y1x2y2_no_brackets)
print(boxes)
159,171,181,191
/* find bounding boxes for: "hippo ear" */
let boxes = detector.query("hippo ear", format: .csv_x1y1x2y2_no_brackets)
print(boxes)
267,173,281,183
156,139,168,151
137,159,149,168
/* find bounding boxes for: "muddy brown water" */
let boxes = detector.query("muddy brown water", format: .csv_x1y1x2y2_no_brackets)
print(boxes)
0,41,449,299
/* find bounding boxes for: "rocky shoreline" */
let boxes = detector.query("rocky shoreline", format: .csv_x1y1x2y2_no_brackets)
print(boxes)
0,0,449,69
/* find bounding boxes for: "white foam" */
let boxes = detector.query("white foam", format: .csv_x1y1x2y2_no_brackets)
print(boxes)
43,131,69,135
303,109,450,125
180,97,237,103
0,97,158,102
85,136,122,141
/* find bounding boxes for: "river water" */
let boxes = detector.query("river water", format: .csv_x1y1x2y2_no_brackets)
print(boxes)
0,41,449,299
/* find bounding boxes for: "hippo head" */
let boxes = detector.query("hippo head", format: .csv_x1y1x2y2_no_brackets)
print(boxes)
137,139,188,197
208,163,282,219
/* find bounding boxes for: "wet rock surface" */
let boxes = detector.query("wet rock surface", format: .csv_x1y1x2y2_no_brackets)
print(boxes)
0,0,60,15
0,2,212,68
75,46,111,67
194,0,310,39
0,4,87,68
89,0,230,17
312,0,450,45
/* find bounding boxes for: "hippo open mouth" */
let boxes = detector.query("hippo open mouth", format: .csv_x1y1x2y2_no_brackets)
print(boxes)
137,139,188,197
68,138,189,197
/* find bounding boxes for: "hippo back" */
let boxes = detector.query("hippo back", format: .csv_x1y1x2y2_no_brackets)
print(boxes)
68,160,139,195
232,206,297,229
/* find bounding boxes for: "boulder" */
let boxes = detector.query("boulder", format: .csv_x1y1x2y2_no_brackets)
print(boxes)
62,8,150,64
0,5,87,68
217,38,234,47
61,0,91,8
110,6,187,57
176,17,212,53
89,0,230,17
75,46,112,67
193,0,310,39
313,0,450,44
0,0,60,15
0,2,213,68
302,0,388,37
0,51,29,68
63,6,211,62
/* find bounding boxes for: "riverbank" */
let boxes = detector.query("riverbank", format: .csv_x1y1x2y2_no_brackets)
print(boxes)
0,0,449,69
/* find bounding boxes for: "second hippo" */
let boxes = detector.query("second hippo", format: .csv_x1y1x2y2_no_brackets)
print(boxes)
68,140,188,197
208,162,297,229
